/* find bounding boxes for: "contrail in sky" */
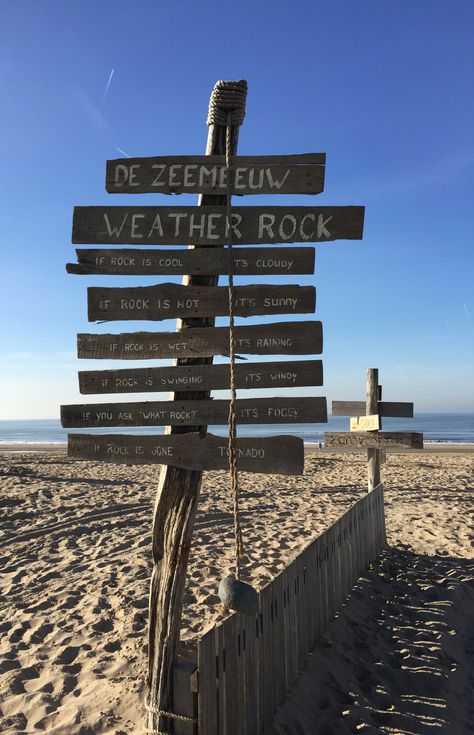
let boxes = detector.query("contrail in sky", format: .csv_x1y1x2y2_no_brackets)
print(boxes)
115,146,130,157
102,68,115,103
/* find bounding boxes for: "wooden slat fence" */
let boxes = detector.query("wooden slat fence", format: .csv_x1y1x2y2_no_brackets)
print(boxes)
195,483,386,734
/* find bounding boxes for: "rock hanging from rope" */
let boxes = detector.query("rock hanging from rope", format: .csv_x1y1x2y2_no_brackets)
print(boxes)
218,574,259,615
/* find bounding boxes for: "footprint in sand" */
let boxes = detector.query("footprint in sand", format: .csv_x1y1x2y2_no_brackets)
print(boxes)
54,646,80,665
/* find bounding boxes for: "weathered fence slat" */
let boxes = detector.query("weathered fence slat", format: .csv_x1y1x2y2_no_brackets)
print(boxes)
196,484,386,734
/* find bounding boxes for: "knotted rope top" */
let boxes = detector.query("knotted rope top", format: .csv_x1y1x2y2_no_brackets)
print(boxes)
207,79,248,127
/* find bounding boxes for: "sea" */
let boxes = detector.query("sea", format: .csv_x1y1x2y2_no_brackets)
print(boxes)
0,414,473,447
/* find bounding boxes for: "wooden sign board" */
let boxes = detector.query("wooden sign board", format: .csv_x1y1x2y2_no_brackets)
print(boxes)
61,396,328,428
68,432,305,475
332,400,414,418
88,283,315,322
67,247,315,276
72,206,365,246
350,415,380,432
77,321,323,360
105,154,325,195
78,359,323,395
324,431,423,451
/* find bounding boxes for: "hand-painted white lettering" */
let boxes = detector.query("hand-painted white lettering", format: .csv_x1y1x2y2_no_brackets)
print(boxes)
258,213,275,239
111,256,135,266
233,167,246,189
131,213,145,238
317,214,333,239
300,213,315,239
120,298,149,310
113,164,129,187
103,213,129,238
183,165,198,187
128,164,140,187
266,168,290,190
151,164,166,187
267,407,299,419
107,443,129,455
263,297,297,309
151,445,173,456
279,214,297,240
147,213,164,238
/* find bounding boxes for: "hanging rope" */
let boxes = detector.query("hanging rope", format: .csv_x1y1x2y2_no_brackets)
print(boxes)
144,701,197,734
225,112,244,580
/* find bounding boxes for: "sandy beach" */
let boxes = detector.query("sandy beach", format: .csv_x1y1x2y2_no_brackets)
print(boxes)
0,447,472,734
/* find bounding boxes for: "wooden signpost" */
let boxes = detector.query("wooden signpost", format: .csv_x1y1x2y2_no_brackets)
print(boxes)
326,368,423,491
72,204,364,245
68,432,304,474
61,396,328,428
62,79,365,733
67,246,316,276
78,359,323,395
87,282,316,321
77,320,323,359
105,153,326,195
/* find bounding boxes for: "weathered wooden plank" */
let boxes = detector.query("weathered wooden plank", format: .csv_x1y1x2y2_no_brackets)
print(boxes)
332,400,414,418
350,414,380,432
173,663,197,735
106,155,325,195
72,205,365,245
67,432,305,475
77,321,323,360
78,359,324,395
222,615,239,735
67,246,316,276
61,396,327,428
242,612,257,735
323,431,423,450
197,629,218,735
87,283,316,321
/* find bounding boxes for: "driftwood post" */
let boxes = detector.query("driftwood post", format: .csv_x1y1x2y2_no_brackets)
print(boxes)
146,80,247,734
366,368,381,492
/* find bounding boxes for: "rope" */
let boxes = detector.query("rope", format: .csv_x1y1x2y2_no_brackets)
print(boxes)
145,702,197,734
225,112,244,579
207,79,247,127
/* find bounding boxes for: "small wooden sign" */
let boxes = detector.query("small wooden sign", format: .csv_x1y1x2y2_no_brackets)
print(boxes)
77,320,323,360
67,247,315,276
324,431,423,450
105,153,325,195
88,283,315,322
61,396,328,428
332,400,413,418
350,415,380,432
68,432,305,475
78,359,323,395
72,205,365,246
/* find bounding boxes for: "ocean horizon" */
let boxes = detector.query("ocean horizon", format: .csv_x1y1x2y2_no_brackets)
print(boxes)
0,413,473,446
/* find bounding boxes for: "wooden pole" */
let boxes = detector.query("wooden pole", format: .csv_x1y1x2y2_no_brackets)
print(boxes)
146,81,247,734
366,367,380,492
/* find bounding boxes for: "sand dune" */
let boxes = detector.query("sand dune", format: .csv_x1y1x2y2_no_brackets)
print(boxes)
0,449,472,734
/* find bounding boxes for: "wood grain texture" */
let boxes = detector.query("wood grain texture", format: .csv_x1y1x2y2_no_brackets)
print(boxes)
366,368,381,492
87,283,316,321
72,205,365,245
67,246,315,276
67,432,304,475
78,359,324,394
105,155,325,195
332,400,414,418
324,431,423,450
77,321,324,360
61,396,328,428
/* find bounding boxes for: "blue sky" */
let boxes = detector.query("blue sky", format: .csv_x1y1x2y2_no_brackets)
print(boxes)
1,0,473,419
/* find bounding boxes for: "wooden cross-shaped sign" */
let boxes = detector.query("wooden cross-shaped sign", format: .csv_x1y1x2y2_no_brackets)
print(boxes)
325,368,423,491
